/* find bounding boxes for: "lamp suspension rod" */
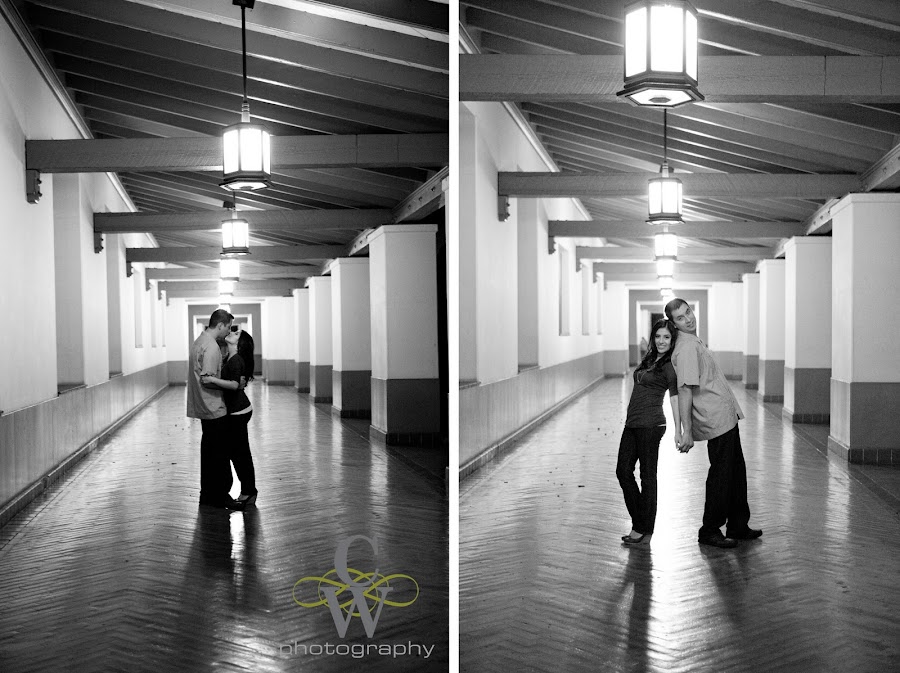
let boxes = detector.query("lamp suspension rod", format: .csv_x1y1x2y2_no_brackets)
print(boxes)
241,5,248,103
662,109,668,165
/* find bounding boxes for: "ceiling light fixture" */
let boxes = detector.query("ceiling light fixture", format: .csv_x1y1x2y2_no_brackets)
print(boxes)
221,0,271,191
617,0,702,108
648,110,683,226
221,201,250,256
220,258,240,282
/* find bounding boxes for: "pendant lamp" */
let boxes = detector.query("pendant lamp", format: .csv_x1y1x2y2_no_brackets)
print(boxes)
618,0,703,108
221,0,271,191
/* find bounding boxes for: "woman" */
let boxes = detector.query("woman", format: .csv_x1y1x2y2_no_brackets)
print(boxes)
201,329,258,505
616,319,681,547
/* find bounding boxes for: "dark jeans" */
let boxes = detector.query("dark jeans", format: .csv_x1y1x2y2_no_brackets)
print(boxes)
616,425,666,534
200,416,232,502
700,424,751,539
229,410,256,496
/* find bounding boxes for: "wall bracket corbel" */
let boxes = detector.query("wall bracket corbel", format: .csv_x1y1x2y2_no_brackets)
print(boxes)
126,261,133,278
497,195,510,222
26,169,42,203
93,232,104,254
548,236,556,255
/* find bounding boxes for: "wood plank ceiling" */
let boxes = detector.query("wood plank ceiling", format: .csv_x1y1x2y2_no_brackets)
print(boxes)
10,0,449,294
460,0,900,282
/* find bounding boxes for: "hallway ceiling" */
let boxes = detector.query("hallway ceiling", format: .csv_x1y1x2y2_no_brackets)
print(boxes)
9,0,448,294
460,0,900,284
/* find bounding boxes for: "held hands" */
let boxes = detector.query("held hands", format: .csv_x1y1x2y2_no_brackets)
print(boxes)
239,376,247,391
676,434,694,454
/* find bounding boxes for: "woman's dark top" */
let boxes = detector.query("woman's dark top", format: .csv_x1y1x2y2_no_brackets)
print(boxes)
222,354,251,414
625,360,678,428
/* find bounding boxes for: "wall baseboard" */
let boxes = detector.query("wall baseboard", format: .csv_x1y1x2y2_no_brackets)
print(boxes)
0,365,168,529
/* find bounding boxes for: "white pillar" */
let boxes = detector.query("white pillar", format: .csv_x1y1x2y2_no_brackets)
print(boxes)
261,297,295,384
758,259,785,402
53,174,86,388
308,277,333,403
331,258,371,417
708,282,744,379
784,237,832,423
293,288,310,392
369,224,440,445
601,282,629,376
828,194,900,464
741,272,760,389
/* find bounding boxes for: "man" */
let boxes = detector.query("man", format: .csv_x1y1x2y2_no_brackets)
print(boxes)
187,309,244,510
665,298,761,548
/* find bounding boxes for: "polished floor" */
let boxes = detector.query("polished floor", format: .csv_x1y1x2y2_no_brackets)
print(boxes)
0,385,448,672
460,378,900,673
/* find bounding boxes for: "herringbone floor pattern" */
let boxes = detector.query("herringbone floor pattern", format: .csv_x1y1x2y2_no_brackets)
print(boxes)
461,378,900,673
0,386,447,672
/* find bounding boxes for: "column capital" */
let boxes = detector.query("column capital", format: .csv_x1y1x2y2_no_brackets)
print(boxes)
831,192,900,218
369,223,438,244
331,257,371,267
758,258,785,271
783,236,832,253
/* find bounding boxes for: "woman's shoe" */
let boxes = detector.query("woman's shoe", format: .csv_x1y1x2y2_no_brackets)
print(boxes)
237,493,257,505
623,533,652,546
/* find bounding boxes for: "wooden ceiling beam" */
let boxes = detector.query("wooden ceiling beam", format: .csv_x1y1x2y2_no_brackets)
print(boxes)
500,172,861,199
577,246,773,262
147,267,311,282
127,245,346,264
550,221,806,239
26,134,449,173
461,54,900,103
96,209,392,234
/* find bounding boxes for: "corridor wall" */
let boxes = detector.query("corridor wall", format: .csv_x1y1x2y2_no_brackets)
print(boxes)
0,19,167,525
708,282,744,379
459,102,604,474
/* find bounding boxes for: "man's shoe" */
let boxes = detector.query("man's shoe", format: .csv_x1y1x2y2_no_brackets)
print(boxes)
726,527,762,540
698,532,738,548
237,493,257,506
199,497,246,511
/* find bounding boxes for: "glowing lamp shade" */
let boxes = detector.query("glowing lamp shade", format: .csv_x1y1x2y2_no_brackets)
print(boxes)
221,119,271,191
660,288,675,299
220,258,240,282
218,301,231,312
654,231,678,259
618,0,702,108
221,216,250,256
656,259,675,277
218,280,235,296
658,275,674,292
648,174,683,225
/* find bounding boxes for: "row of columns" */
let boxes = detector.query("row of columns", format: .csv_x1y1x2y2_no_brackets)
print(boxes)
740,194,900,464
294,225,441,447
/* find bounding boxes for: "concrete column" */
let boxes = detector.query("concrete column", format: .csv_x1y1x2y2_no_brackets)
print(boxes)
53,174,86,388
741,273,760,389
369,224,440,446
308,277,333,403
708,282,744,379
293,289,310,392
784,237,832,424
828,194,900,464
601,282,629,376
758,260,785,402
331,258,371,418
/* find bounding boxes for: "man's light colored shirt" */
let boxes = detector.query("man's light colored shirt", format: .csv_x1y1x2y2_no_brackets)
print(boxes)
186,330,226,420
671,332,744,441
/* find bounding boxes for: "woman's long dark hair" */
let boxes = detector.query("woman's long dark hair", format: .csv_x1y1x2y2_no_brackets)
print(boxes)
237,331,255,382
636,319,678,372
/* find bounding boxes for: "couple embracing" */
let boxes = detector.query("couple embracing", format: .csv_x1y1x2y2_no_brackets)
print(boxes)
186,309,259,511
616,298,762,549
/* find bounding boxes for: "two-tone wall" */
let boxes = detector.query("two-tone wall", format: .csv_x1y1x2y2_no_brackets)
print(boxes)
459,100,604,474
0,17,168,522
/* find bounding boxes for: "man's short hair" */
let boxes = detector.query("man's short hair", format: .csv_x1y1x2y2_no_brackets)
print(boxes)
664,297,689,321
208,309,234,328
